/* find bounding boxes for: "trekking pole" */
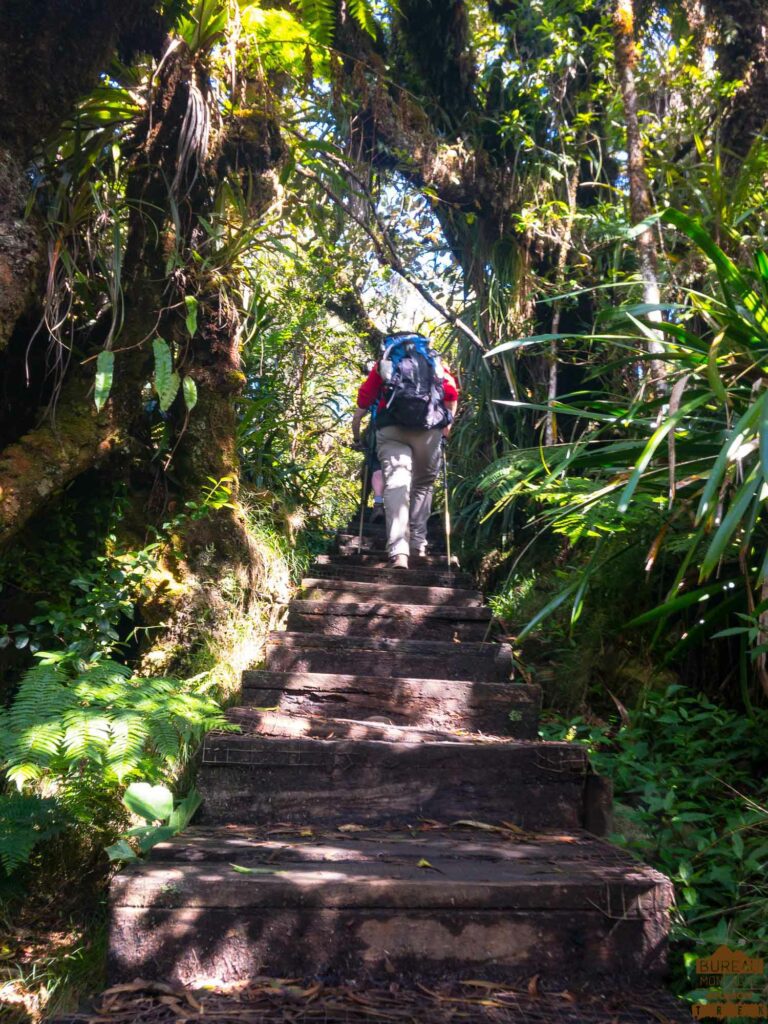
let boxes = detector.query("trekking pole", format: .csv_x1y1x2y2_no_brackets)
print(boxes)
441,437,452,576
357,458,369,562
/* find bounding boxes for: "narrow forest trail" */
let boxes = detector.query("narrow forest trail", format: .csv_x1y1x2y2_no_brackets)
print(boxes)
105,512,692,1022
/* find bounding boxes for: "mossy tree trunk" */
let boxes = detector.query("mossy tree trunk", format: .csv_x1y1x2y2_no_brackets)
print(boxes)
0,8,286,679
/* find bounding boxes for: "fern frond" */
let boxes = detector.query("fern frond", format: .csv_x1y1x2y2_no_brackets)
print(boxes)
61,711,112,761
299,0,336,47
2,657,226,810
346,0,376,37
0,793,66,873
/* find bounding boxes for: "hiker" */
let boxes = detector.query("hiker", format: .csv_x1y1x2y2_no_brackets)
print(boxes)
354,332,458,569
350,404,385,522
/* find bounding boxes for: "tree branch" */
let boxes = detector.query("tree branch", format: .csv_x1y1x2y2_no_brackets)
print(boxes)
0,375,119,544
298,166,486,353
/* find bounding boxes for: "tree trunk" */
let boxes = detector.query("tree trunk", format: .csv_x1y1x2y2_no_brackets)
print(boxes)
706,0,768,166
612,0,667,390
545,152,583,446
0,0,161,350
0,375,120,543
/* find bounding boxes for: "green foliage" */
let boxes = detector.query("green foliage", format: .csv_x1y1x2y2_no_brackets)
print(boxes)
182,375,198,411
236,264,366,533
0,794,67,875
298,0,335,46
176,0,228,52
0,653,229,798
152,337,181,413
476,212,768,702
2,541,159,658
297,0,376,45
106,783,201,861
94,351,115,412
541,687,768,984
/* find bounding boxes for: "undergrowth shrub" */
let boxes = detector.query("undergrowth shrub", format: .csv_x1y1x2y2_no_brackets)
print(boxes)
540,685,768,995
0,654,229,876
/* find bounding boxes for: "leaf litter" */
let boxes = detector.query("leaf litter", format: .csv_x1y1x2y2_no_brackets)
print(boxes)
53,977,691,1023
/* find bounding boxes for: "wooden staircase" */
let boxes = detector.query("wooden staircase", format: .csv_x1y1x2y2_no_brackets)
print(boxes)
107,512,688,1018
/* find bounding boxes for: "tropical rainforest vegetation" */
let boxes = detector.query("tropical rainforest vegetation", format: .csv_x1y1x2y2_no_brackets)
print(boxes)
1,0,768,1017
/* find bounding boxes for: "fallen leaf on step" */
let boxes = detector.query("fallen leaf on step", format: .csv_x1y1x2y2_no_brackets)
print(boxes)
101,980,177,996
230,863,277,874
337,823,366,832
452,819,505,833
527,973,540,996
417,858,433,868
501,820,527,834
300,829,314,837
183,991,203,1011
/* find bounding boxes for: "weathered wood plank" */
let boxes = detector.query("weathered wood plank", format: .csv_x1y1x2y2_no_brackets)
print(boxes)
196,736,591,830
240,670,540,737
300,578,483,606
265,633,514,681
286,601,491,640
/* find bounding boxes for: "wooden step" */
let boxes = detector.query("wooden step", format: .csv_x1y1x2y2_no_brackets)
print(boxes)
264,632,513,681
224,708,517,743
241,669,540,737
195,734,601,830
310,555,472,588
335,536,450,561
108,824,673,987
105,526,675,1004
286,600,492,641
300,577,483,606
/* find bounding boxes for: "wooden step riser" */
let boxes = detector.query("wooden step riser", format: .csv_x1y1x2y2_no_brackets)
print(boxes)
267,646,506,681
109,905,670,987
300,578,483,606
241,671,540,738
285,610,490,642
309,560,472,589
315,550,462,568
265,635,514,683
196,739,591,830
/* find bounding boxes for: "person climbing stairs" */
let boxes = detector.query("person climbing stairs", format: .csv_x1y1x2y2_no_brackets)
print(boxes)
106,511,691,1022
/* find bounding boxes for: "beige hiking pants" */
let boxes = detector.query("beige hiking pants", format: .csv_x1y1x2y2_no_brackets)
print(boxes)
375,424,442,558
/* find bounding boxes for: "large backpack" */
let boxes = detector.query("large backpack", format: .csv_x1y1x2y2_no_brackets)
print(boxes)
378,333,452,430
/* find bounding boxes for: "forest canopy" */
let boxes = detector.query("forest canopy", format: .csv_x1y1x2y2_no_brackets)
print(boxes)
2,0,768,1016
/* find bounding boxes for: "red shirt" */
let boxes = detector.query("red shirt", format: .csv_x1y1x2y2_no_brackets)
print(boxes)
356,365,459,412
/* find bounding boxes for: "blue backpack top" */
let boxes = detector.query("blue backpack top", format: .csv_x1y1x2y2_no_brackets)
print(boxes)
378,333,451,430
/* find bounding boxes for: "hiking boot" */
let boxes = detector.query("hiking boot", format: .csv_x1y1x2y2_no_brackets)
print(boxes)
410,544,428,558
370,503,385,523
390,554,409,569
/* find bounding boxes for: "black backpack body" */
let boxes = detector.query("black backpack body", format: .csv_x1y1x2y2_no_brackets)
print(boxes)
378,334,451,431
